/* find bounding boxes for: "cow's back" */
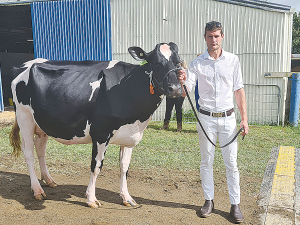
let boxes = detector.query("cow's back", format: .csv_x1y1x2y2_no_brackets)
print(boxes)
13,60,110,139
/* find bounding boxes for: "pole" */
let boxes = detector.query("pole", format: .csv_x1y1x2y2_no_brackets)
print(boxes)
289,73,300,126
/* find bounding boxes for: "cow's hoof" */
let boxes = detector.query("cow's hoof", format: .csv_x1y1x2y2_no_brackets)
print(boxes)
46,181,57,188
34,192,46,200
87,200,101,208
123,198,139,207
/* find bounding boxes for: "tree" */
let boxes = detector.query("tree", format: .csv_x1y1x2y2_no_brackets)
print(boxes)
292,12,300,54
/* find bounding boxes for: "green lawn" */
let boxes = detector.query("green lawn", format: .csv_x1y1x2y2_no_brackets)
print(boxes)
1,122,300,181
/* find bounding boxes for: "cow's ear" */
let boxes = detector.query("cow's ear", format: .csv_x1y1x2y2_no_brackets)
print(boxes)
128,47,148,61
169,42,178,53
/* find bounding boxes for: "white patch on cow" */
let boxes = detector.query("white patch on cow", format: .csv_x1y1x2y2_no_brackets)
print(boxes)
54,122,92,145
89,78,103,101
106,60,119,69
160,44,172,60
109,118,151,147
23,58,48,68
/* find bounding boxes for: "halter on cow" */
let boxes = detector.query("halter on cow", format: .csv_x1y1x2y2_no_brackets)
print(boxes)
9,42,183,208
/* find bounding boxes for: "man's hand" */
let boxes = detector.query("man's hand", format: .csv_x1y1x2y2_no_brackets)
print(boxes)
239,120,249,136
177,69,187,84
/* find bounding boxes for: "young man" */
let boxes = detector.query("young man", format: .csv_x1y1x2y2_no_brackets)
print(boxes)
178,21,249,223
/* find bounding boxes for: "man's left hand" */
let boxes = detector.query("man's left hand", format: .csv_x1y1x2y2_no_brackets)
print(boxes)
240,121,249,136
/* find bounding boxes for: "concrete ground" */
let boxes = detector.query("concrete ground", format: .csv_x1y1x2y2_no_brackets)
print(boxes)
258,146,300,225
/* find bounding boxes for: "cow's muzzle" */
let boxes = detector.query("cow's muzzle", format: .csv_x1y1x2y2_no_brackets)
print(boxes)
164,82,183,98
163,68,183,98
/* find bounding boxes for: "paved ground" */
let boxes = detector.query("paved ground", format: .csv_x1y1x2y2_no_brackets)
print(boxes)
258,146,300,225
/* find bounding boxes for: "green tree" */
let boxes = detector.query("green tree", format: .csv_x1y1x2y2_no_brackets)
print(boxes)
293,12,300,54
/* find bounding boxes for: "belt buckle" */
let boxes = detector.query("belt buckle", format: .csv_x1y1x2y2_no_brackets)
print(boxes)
212,112,223,117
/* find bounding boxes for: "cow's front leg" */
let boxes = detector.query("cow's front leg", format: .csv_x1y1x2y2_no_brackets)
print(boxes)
120,146,138,207
86,142,107,208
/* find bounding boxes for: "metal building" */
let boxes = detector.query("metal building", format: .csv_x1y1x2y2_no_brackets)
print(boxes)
0,0,294,125
110,0,294,125
0,0,112,104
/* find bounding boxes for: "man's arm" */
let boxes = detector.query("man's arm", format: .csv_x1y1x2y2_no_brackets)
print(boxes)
234,88,249,136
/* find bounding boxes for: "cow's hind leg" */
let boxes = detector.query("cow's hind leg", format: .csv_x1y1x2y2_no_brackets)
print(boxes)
86,142,107,208
34,134,57,187
17,111,46,200
120,146,138,207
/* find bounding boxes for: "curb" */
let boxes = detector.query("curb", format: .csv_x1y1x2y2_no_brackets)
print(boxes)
258,146,299,225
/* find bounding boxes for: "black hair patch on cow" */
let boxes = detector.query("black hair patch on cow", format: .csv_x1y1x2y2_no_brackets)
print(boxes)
15,81,30,105
26,60,110,140
168,42,179,53
103,62,139,91
91,141,106,173
90,63,163,144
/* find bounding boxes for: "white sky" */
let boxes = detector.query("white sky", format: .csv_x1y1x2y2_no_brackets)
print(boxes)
268,0,300,13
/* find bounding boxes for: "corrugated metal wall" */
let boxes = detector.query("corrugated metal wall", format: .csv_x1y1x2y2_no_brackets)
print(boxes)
110,0,293,124
31,0,112,61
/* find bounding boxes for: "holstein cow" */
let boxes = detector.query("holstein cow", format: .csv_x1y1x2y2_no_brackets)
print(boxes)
10,42,183,208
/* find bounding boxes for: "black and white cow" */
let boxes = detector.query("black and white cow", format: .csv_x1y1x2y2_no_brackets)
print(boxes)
10,42,183,208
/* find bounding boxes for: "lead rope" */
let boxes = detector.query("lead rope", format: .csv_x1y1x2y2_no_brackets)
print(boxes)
182,84,245,148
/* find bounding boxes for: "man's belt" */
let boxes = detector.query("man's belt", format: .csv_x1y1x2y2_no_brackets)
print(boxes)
199,108,234,117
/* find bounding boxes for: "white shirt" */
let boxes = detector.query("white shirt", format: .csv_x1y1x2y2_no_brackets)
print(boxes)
185,49,244,112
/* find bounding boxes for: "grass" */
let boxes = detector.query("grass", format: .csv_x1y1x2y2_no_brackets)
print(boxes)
1,122,300,181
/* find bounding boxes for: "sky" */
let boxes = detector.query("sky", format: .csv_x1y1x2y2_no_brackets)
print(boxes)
268,0,300,13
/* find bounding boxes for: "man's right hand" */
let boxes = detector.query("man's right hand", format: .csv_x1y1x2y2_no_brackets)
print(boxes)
177,69,187,84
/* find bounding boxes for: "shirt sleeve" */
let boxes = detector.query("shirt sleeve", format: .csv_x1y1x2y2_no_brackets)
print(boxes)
233,56,244,92
185,60,197,93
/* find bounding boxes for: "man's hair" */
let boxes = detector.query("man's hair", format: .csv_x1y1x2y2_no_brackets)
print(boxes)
204,21,223,36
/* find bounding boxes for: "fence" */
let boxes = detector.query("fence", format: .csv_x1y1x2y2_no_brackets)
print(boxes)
152,84,281,126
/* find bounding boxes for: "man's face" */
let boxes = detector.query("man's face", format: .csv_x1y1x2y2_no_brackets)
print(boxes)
204,30,224,52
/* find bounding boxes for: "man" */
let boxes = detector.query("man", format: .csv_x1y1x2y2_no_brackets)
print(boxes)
178,21,249,223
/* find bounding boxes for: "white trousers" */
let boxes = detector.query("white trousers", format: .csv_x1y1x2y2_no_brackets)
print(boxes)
196,112,240,205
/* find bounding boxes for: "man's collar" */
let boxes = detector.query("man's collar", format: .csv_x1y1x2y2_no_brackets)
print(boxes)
204,48,227,60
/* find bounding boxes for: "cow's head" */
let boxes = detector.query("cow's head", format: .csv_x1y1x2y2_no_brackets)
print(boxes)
128,42,183,98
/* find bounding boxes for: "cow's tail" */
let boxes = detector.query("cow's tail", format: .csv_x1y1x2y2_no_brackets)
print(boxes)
10,117,21,157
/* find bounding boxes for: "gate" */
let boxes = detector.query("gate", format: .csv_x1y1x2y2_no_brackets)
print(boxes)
236,84,281,125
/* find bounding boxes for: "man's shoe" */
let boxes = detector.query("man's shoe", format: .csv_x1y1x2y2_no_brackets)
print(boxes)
230,204,244,223
200,200,214,218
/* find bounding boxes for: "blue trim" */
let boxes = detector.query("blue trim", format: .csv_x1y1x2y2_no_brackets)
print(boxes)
31,0,112,61
195,82,200,112
0,70,4,112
